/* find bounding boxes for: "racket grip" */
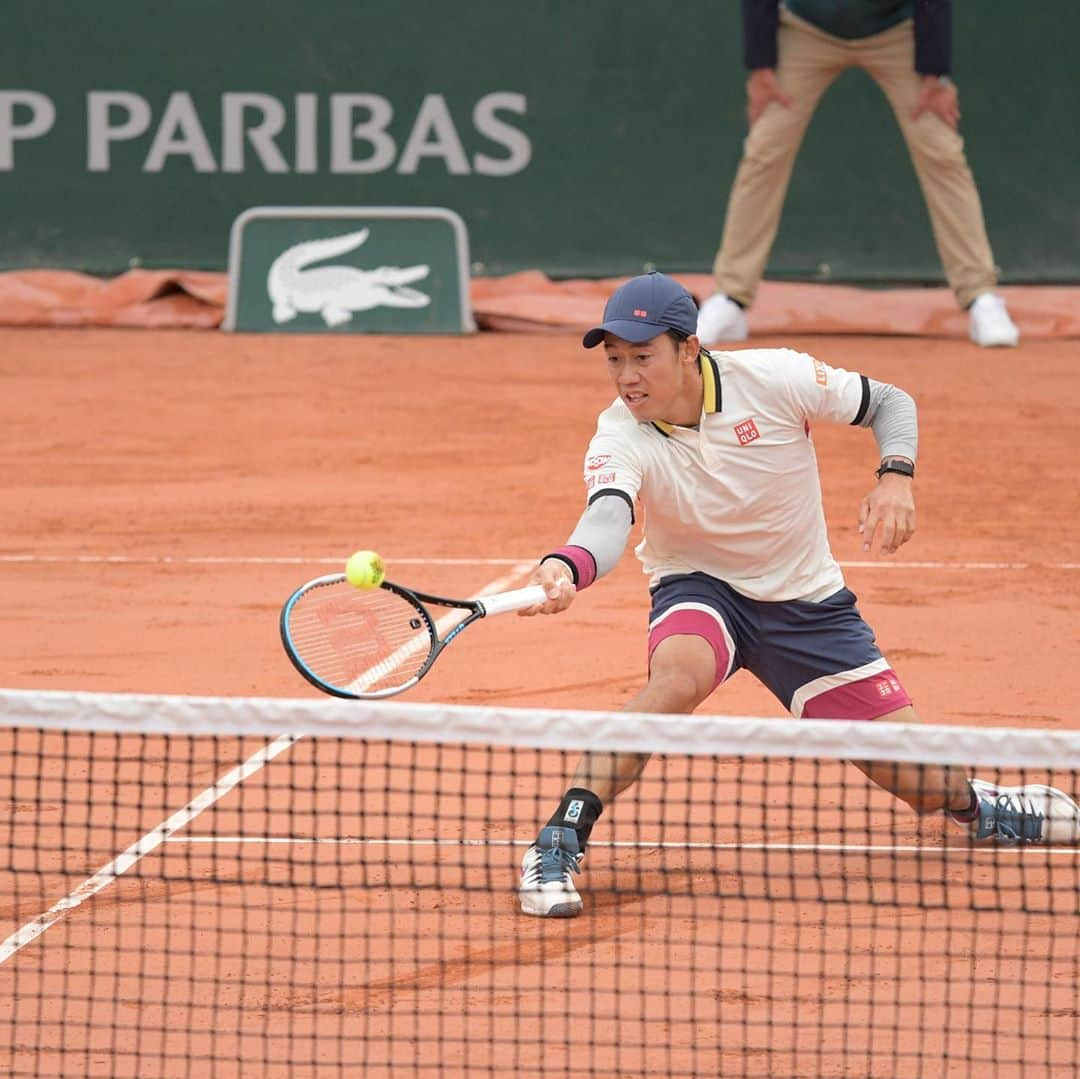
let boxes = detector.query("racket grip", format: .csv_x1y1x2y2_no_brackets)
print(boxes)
477,585,551,617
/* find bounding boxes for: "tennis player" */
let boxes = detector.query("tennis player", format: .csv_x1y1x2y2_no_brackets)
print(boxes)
517,271,1079,918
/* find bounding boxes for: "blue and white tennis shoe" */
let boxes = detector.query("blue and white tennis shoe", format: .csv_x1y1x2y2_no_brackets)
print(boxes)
965,780,1080,844
519,826,583,917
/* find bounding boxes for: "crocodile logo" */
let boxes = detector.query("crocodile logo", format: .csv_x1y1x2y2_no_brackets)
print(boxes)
267,229,431,327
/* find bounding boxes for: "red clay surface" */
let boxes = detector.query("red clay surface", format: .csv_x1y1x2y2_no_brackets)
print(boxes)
1,328,1079,1076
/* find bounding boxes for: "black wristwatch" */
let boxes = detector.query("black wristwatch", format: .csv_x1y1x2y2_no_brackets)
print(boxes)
876,459,915,480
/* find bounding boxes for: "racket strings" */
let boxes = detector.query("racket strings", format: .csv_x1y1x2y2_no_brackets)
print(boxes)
286,584,436,693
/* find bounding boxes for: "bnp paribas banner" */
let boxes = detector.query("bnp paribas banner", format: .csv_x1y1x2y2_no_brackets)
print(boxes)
1,2,1075,281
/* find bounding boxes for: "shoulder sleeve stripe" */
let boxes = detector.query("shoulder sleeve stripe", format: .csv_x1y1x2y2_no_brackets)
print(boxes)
850,374,871,426
588,487,636,524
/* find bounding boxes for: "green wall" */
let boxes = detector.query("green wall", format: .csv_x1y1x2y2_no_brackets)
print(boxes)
1,1,1075,282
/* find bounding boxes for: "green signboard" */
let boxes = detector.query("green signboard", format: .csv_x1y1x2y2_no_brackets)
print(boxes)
224,207,474,334
1,1,1077,283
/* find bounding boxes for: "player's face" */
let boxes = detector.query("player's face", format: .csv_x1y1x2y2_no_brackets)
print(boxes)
602,332,702,426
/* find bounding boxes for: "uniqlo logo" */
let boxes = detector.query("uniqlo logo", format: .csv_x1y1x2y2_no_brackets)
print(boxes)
877,676,902,698
633,308,647,317
733,419,761,445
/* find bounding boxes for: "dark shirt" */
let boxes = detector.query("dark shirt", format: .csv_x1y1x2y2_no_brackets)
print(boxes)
787,0,911,39
741,0,952,75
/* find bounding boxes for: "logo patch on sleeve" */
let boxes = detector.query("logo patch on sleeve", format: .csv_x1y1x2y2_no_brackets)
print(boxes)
733,418,761,445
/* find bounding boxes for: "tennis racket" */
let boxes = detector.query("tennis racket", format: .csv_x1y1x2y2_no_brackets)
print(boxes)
280,575,550,699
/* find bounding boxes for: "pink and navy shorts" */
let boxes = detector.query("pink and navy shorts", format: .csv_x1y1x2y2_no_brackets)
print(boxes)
647,572,911,720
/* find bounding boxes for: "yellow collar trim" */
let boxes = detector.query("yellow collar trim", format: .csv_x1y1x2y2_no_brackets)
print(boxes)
650,351,722,437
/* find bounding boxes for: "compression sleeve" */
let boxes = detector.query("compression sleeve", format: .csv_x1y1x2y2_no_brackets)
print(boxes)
543,494,633,590
856,378,919,462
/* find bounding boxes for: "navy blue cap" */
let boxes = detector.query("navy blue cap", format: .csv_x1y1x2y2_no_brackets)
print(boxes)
582,271,699,348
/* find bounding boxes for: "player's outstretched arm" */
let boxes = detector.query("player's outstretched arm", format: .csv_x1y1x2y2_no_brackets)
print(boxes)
517,492,633,616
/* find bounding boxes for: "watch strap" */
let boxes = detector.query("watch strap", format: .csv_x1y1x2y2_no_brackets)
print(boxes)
876,459,915,480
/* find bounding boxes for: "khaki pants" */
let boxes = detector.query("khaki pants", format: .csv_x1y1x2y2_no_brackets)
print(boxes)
712,8,998,309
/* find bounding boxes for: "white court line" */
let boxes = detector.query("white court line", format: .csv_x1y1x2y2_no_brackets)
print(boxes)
165,836,1080,856
0,735,301,963
0,562,534,965
0,554,1077,570
838,560,1080,571
0,554,525,567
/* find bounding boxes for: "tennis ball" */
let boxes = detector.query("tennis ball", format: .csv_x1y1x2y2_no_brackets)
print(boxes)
344,550,385,590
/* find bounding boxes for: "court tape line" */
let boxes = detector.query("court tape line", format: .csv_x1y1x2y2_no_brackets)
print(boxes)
0,562,535,966
0,554,1077,570
165,836,1080,856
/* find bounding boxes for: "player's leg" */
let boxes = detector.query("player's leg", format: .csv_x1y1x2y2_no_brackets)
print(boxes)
519,577,739,917
746,586,966,810
518,635,721,918
859,18,1016,344
568,634,719,805
847,703,974,814
750,588,1079,844
850,706,1080,844
706,8,847,320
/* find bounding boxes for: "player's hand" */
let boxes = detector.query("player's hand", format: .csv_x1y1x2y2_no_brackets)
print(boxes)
517,559,576,616
913,75,960,130
858,474,916,556
747,68,793,126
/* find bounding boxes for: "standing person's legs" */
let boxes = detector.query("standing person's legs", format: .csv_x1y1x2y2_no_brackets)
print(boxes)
709,10,848,310
857,21,1000,310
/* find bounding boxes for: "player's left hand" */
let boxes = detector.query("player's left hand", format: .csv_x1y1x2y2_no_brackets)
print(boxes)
858,474,916,556
913,75,960,130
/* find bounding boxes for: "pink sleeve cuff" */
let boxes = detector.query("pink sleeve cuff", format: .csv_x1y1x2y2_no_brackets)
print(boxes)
545,545,597,590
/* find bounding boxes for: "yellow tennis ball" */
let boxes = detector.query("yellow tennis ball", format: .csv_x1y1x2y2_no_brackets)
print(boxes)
344,550,385,590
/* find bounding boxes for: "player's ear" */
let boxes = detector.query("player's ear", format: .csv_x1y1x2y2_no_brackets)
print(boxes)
681,334,701,363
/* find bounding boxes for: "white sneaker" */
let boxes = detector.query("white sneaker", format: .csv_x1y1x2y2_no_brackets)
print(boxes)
968,292,1019,348
960,780,1080,844
696,292,748,344
518,826,583,917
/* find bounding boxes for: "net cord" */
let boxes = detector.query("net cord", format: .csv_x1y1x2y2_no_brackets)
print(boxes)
1,688,1077,768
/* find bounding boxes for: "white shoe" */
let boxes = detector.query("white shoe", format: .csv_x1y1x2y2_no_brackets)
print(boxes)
696,292,748,344
518,826,583,917
968,292,1019,348
961,780,1080,844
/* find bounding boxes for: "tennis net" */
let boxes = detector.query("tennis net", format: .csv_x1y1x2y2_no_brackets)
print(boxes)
2,688,1078,1078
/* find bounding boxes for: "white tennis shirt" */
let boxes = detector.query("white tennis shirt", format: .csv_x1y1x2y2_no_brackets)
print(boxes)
582,347,869,603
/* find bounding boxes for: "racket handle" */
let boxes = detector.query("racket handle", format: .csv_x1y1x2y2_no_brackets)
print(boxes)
477,584,552,617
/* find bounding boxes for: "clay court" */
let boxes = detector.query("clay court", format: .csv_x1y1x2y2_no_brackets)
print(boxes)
2,326,1079,1076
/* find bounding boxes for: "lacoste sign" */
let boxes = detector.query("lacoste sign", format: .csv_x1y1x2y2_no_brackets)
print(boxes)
225,207,475,335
